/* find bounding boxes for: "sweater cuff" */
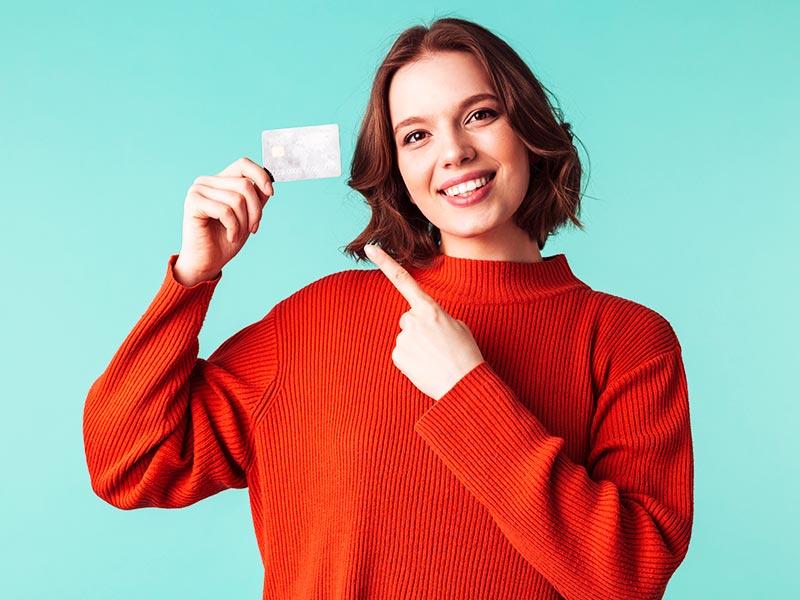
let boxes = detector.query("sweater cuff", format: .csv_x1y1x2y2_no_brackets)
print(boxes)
414,361,559,495
164,254,221,292
142,255,222,325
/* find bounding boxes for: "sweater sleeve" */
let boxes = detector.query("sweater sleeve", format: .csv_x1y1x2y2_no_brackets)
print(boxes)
413,345,693,600
83,254,281,510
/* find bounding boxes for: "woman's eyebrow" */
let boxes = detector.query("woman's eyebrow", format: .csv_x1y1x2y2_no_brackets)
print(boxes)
392,92,499,135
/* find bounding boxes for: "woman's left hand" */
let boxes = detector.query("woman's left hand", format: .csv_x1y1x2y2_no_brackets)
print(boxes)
365,244,485,401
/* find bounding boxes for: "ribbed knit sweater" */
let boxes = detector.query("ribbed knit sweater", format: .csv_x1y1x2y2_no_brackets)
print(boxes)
83,252,693,600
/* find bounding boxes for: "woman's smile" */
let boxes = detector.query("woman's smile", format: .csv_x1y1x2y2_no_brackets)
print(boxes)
439,172,496,207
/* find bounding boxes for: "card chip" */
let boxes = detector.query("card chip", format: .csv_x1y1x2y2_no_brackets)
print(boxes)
271,146,285,158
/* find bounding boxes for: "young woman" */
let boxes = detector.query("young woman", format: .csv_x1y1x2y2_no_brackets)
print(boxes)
84,18,693,600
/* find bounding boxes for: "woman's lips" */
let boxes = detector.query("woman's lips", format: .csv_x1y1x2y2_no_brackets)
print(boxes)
439,173,495,207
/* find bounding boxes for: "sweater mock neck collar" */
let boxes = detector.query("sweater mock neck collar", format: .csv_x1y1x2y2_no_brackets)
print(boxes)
405,253,588,304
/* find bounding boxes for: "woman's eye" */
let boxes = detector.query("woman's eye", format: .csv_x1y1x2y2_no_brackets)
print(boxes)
470,108,497,122
403,131,426,145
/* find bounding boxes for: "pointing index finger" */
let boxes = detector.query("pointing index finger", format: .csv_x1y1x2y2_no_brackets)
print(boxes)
364,244,434,309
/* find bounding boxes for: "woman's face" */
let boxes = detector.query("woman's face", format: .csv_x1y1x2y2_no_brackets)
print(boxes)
389,51,535,260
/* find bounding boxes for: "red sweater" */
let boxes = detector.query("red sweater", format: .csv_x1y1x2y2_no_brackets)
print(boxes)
83,252,693,599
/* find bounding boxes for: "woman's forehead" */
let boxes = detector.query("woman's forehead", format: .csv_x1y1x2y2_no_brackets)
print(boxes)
388,52,495,125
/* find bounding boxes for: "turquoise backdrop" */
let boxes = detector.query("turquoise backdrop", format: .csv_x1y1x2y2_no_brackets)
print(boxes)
1,1,797,598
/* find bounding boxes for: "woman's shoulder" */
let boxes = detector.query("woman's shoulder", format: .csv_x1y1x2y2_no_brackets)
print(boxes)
592,290,678,341
582,288,683,381
273,266,385,315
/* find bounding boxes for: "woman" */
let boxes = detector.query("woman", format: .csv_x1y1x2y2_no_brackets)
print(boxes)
84,17,693,600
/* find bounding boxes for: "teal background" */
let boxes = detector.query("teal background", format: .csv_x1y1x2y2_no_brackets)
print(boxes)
1,0,797,597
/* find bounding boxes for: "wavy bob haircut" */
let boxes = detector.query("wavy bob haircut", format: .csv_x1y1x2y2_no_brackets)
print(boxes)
343,17,587,268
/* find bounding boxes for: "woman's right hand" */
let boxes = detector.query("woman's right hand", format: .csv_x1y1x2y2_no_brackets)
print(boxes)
173,157,275,287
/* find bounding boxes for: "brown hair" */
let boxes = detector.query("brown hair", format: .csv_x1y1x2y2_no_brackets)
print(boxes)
342,17,588,268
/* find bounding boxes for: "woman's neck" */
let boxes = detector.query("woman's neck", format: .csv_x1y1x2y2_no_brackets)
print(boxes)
438,225,543,263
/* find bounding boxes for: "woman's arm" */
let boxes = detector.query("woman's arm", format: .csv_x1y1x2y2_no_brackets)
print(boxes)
83,254,281,509
414,343,693,600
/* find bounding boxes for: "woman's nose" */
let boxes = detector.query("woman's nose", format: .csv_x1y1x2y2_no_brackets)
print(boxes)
438,128,476,167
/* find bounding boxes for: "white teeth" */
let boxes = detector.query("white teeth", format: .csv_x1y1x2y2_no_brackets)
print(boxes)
442,176,491,197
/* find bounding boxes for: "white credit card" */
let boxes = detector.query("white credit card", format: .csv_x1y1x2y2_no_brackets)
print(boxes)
261,123,342,182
